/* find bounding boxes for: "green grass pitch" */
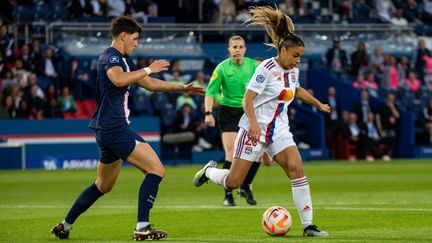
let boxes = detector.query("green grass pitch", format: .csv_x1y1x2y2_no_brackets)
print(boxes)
1,160,432,242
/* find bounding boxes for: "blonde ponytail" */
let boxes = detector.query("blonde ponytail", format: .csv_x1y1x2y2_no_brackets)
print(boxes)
248,6,304,51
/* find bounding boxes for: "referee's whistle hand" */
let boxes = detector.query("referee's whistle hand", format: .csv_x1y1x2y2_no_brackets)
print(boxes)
204,116,215,127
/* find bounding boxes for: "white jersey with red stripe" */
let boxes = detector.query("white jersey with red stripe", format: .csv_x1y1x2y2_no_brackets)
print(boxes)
238,57,300,144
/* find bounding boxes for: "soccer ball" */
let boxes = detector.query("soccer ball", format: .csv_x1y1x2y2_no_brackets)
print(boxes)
262,206,292,236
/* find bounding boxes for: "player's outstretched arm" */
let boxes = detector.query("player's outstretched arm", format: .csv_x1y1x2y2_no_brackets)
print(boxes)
136,76,205,95
107,60,169,87
295,87,331,113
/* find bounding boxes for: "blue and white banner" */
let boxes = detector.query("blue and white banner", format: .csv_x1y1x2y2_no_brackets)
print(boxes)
0,117,160,170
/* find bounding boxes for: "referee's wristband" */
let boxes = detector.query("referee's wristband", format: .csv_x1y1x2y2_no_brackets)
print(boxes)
205,111,212,116
144,67,152,75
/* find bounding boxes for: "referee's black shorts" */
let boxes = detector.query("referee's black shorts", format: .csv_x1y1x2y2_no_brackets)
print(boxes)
218,105,244,133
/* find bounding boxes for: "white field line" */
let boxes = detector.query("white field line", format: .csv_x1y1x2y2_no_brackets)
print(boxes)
161,238,266,242
0,205,431,212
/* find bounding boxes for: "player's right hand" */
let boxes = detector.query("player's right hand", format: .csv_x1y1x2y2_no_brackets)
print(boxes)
248,121,261,143
148,60,170,73
318,103,331,113
204,115,215,127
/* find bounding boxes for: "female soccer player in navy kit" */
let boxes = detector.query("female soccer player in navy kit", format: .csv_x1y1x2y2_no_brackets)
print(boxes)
194,6,330,237
51,16,204,241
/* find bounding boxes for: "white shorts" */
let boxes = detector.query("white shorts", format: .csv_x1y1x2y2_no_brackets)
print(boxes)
232,128,297,162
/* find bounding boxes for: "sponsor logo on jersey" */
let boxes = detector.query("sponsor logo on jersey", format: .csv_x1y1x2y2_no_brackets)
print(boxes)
290,70,296,83
256,74,265,83
110,56,120,63
278,89,294,101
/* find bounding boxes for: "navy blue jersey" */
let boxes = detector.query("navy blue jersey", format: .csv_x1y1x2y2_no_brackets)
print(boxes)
89,47,138,130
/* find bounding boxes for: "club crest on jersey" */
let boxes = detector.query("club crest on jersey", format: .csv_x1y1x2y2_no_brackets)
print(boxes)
110,56,120,63
245,146,252,154
256,74,265,83
289,70,296,83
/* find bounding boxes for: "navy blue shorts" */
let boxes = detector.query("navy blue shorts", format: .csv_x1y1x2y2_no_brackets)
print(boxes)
94,126,146,164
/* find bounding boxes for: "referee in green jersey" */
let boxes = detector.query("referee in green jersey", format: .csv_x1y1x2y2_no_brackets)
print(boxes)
204,35,260,206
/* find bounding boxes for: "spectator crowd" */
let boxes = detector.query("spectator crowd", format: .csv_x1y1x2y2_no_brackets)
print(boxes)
1,0,432,160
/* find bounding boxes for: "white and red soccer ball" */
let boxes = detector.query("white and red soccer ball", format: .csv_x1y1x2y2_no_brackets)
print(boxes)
262,206,292,236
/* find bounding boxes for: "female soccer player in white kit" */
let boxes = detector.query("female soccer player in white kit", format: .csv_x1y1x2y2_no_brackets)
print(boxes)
193,6,330,237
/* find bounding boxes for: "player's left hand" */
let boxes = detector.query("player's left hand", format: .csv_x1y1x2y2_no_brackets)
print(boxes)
318,103,331,113
182,83,205,95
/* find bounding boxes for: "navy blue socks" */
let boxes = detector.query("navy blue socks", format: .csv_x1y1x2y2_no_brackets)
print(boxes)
137,173,162,223
65,183,104,224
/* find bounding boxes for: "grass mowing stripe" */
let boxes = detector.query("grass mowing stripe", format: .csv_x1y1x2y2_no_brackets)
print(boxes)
1,204,432,211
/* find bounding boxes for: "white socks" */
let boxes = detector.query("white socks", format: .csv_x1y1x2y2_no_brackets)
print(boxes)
205,168,229,189
291,176,313,228
62,220,72,232
136,222,149,230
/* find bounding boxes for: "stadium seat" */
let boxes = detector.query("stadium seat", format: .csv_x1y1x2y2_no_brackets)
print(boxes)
13,6,35,22
130,92,154,116
74,101,90,119
34,4,52,22
290,17,314,24
337,138,351,160
62,111,76,119
148,17,176,23
161,103,177,132
36,76,52,90
50,2,69,21
192,95,204,109
79,16,110,23
348,17,385,24
61,100,95,119
150,92,171,114
82,100,96,117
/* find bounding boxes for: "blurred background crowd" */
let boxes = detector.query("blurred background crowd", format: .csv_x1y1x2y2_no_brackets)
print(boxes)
1,0,432,162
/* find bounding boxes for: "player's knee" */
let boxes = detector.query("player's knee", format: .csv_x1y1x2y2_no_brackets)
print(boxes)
287,164,304,180
226,177,242,190
100,185,114,193
154,167,165,177
147,165,165,178
96,182,114,193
